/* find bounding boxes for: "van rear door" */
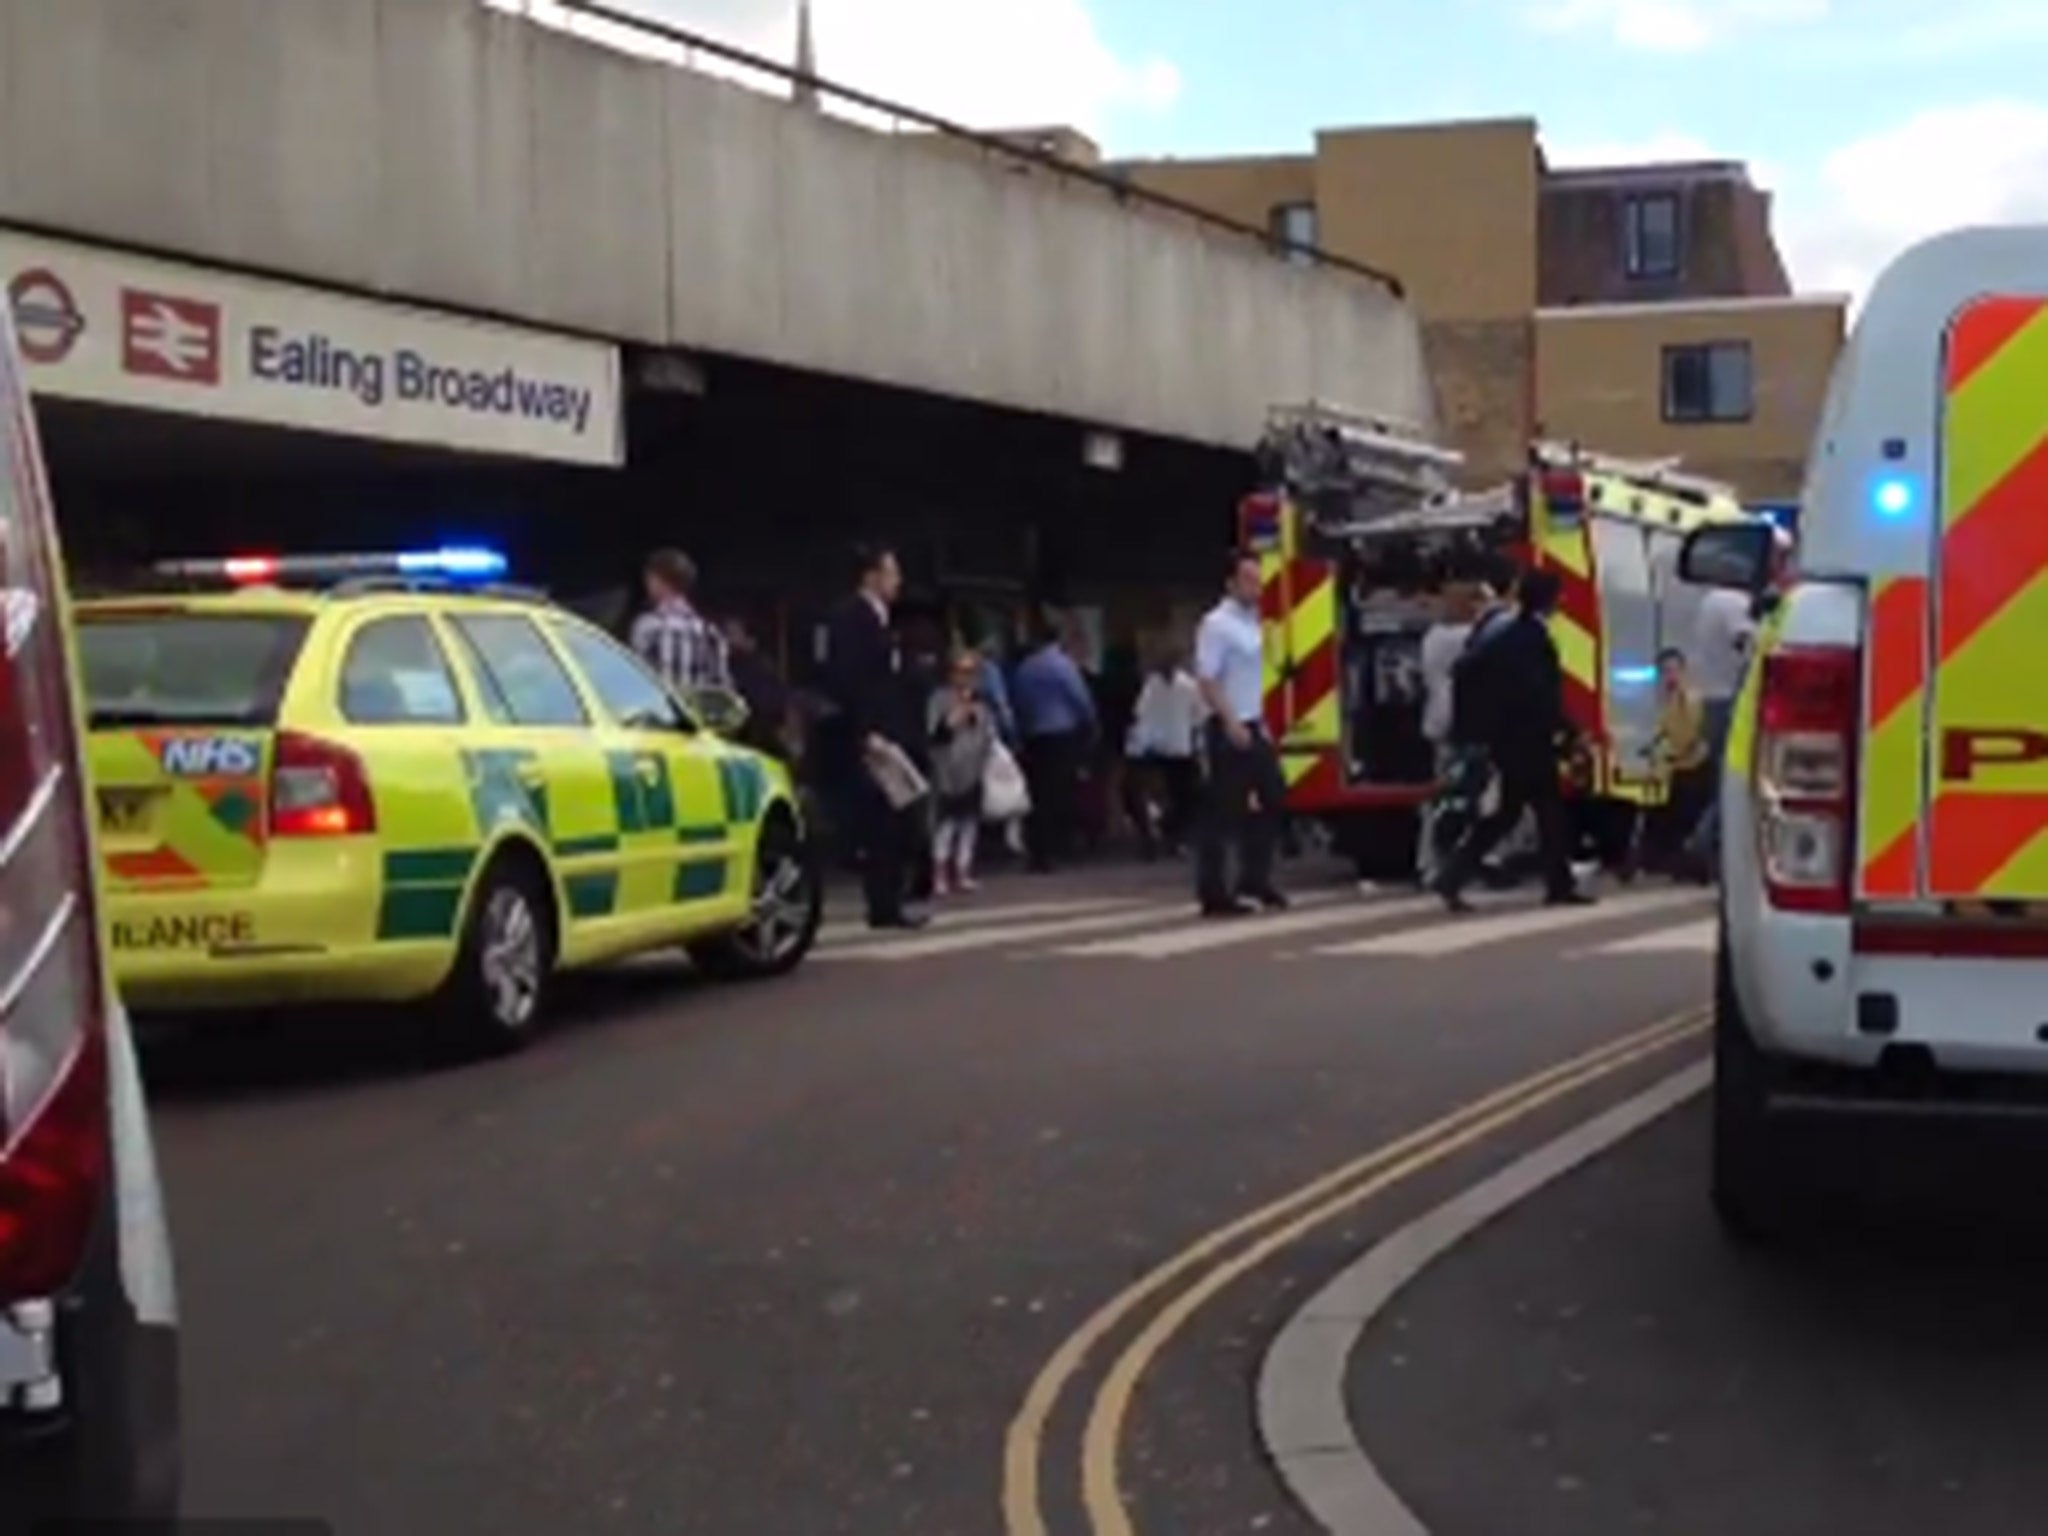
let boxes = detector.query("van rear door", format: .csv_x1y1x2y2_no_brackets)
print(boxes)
1860,294,2048,902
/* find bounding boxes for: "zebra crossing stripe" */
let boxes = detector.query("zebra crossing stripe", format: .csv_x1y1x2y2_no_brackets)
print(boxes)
814,898,1212,962
1059,891,1434,960
818,896,1146,947
1572,916,1717,957
1315,888,1704,959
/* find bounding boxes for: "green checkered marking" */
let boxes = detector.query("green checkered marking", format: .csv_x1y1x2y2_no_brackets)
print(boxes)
674,823,724,845
378,885,466,940
673,858,728,902
208,787,259,837
376,846,479,940
607,749,679,835
553,832,620,858
716,755,767,825
462,748,550,838
565,872,619,919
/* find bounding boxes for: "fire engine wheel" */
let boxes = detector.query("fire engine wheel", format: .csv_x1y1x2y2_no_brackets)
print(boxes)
430,854,557,1060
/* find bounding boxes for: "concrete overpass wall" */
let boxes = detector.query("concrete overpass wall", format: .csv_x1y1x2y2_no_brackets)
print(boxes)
0,0,1435,448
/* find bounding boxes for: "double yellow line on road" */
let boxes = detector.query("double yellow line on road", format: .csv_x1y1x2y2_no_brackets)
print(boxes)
1002,1005,1710,1536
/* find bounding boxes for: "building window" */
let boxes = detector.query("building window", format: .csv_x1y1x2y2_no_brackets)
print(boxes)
1623,192,1680,279
1663,341,1753,424
1269,201,1318,266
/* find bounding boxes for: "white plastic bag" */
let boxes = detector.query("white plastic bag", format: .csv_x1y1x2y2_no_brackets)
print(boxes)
981,739,1032,822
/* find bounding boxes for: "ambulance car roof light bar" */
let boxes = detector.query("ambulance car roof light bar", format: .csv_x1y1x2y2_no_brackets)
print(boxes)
152,546,511,587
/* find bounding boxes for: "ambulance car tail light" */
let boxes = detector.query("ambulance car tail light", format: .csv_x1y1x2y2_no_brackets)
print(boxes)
270,731,377,837
1755,644,1860,914
0,382,111,1305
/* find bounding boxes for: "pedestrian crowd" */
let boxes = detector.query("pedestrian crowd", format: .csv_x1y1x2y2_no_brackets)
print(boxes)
623,533,1758,932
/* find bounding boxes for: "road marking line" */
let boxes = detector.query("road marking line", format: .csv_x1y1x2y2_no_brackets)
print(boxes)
814,898,1215,961
1315,888,1704,958
818,896,1144,947
1572,915,1717,957
1257,1059,1710,1536
1076,1017,1707,1535
998,1005,1708,1536
1056,892,1436,959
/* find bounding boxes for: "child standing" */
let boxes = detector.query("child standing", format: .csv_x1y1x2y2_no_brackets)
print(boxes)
928,649,997,894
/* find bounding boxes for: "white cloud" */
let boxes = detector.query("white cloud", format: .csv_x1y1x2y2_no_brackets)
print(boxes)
1778,101,2048,298
487,0,1179,136
1527,0,1826,51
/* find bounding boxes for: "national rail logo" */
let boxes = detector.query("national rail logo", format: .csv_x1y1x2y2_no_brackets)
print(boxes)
121,286,222,386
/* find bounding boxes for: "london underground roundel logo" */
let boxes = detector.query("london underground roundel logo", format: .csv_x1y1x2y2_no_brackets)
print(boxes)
6,267,86,365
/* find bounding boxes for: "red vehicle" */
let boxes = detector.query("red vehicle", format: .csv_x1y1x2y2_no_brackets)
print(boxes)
0,290,180,1524
1244,404,1761,878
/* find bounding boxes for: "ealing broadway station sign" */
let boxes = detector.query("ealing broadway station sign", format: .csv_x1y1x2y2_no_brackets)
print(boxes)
2,229,621,468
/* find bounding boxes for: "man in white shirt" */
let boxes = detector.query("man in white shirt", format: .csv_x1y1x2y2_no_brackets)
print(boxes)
1193,550,1290,917
1683,585,1758,867
1124,647,1205,858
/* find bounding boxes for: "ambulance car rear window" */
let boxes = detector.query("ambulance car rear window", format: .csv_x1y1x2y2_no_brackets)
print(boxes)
76,613,311,728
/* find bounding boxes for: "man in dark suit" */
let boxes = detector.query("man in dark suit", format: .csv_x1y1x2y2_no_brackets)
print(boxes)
1432,567,1592,912
817,544,926,930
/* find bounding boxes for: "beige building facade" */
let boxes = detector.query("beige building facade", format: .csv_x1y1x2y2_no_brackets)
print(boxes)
1107,118,1846,500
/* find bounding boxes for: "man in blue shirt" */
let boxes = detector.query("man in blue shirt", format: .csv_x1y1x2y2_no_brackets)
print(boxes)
1194,550,1290,917
1013,617,1098,872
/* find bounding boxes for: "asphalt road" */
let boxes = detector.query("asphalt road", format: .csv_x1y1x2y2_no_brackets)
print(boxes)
1350,1083,2048,1536
143,856,1713,1535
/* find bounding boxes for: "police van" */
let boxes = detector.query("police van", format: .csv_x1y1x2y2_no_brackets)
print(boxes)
1681,225,2048,1237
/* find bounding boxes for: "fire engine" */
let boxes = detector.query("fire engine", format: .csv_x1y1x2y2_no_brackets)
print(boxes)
1238,401,1766,878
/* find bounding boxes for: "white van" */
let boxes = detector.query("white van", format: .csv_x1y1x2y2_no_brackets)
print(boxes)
1681,225,2048,1238
0,282,180,1520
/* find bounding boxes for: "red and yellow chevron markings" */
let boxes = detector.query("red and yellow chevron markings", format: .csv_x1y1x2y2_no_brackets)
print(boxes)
1862,294,2048,899
1257,514,1341,765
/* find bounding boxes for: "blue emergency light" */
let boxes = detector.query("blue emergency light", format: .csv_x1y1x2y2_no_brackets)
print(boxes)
1611,664,1658,687
1873,476,1914,518
397,546,509,578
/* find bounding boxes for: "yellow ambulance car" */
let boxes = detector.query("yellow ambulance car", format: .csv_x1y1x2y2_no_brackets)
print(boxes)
71,548,820,1057
1681,226,2048,1238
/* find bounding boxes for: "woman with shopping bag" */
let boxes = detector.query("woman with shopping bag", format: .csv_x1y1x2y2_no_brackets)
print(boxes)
927,650,1001,895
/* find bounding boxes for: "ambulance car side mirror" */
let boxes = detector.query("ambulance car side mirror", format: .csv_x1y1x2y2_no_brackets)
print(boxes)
1678,522,1773,593
684,684,751,737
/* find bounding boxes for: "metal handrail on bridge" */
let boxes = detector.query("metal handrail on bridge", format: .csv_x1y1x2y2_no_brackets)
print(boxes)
549,0,1405,299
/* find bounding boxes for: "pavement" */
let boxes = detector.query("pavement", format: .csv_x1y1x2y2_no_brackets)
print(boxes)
1345,1079,2048,1536
142,854,1720,1534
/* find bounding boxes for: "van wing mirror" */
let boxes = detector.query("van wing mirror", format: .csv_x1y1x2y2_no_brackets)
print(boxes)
1679,522,1774,592
682,683,751,737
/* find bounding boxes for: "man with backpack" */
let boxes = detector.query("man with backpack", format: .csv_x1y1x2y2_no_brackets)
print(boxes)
1433,567,1592,913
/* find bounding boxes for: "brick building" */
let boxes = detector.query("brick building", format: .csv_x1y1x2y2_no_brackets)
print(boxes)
1100,118,1846,500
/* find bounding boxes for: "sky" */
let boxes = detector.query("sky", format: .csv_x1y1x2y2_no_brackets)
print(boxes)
502,0,2048,299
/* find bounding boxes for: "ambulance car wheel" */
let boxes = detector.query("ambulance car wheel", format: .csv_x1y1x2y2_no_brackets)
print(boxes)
691,810,821,981
1710,929,1788,1244
436,855,556,1058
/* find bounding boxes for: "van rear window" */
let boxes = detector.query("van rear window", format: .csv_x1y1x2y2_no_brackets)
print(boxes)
77,613,310,728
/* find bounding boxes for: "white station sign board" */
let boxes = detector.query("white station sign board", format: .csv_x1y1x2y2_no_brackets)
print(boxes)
1,230,623,467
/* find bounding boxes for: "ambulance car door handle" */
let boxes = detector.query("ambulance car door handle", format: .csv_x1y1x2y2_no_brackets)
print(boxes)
514,763,545,786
